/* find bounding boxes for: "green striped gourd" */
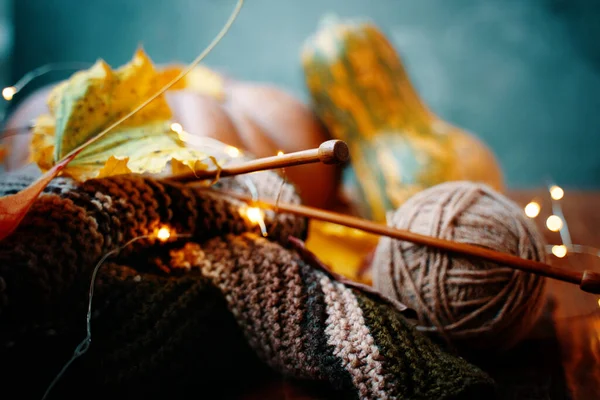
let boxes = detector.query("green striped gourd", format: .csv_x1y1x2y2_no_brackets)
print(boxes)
301,17,504,222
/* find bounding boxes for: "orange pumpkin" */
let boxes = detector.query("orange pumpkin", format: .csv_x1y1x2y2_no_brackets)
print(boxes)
2,69,338,209
167,74,338,208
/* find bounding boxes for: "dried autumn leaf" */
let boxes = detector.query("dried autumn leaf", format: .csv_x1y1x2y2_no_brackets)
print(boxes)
0,0,243,242
0,156,74,240
28,114,55,169
30,48,214,181
97,156,132,178
171,158,210,176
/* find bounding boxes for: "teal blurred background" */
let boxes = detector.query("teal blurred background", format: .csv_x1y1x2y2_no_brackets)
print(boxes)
3,0,600,188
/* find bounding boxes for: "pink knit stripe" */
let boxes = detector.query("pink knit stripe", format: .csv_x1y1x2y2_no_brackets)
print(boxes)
319,275,390,399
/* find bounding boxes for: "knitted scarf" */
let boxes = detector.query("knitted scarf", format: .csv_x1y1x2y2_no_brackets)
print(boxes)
0,167,494,399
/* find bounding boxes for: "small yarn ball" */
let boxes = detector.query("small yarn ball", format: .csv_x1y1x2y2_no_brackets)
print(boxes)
372,181,547,351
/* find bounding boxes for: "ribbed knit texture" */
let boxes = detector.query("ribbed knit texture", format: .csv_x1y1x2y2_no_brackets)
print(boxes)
0,168,494,399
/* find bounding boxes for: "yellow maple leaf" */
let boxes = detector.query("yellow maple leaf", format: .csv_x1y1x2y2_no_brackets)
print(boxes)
31,48,216,181
97,156,132,178
171,157,211,176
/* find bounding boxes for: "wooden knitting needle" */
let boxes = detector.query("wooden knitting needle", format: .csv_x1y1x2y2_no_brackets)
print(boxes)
223,192,600,294
167,139,349,183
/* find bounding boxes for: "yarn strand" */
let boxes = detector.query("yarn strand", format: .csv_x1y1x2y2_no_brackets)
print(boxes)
61,0,245,163
41,232,192,400
40,1,245,396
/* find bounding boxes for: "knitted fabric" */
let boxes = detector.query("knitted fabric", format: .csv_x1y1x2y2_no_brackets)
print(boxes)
0,168,494,399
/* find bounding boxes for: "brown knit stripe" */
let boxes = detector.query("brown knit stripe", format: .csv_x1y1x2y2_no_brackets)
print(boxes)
59,182,122,250
77,177,151,242
159,181,198,235
277,247,312,376
231,235,277,363
319,275,389,399
187,234,314,377
0,169,307,246
140,178,174,225
0,193,105,321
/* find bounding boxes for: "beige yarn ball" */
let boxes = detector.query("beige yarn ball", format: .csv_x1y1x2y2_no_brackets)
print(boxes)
372,181,547,351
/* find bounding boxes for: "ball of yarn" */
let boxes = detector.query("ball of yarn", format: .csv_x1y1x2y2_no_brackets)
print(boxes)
372,181,547,351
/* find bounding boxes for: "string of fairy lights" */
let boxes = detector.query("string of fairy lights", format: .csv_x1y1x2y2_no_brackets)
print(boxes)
0,62,280,239
2,62,599,287
524,183,600,307
524,184,600,308
523,184,574,258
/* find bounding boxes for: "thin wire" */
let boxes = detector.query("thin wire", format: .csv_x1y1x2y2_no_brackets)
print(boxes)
0,124,34,139
0,63,93,122
274,168,287,213
40,1,244,396
268,169,288,236
41,232,192,400
244,176,259,201
41,234,149,399
60,0,244,163
9,62,93,93
546,244,600,258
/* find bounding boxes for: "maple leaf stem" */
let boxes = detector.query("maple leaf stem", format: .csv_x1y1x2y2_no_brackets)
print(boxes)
0,0,245,242
0,154,75,240
63,0,245,163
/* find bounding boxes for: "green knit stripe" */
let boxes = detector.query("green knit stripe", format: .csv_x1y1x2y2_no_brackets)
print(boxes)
298,262,358,398
354,291,496,399
73,263,265,396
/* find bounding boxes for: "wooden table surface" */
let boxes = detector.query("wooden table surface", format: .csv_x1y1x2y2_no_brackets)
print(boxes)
238,189,600,399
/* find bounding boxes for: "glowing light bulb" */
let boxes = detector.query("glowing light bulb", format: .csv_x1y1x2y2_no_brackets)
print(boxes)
241,206,267,237
170,122,183,134
2,86,16,101
245,207,264,224
277,150,284,156
551,245,567,258
156,227,171,241
549,185,564,200
524,201,541,218
546,215,563,232
225,145,240,158
598,299,600,308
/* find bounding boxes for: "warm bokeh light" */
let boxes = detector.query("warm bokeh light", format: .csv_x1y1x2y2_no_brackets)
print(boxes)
2,86,16,101
277,150,284,156
245,206,264,223
546,215,563,232
551,244,567,258
241,206,267,237
156,227,171,241
225,145,240,158
170,122,183,134
549,185,564,200
524,201,541,218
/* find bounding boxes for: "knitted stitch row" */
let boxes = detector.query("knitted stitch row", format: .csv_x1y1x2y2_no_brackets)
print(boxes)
0,168,494,399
